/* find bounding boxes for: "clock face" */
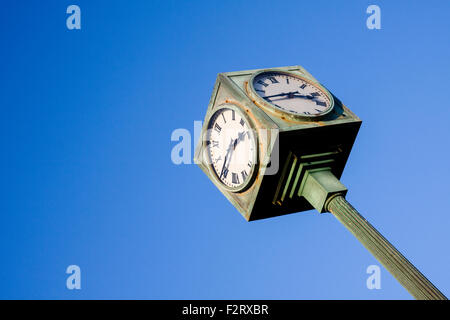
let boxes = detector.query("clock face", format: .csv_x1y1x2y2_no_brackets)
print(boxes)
206,106,257,191
251,71,333,118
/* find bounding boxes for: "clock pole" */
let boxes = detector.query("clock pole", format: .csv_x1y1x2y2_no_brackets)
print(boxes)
326,195,447,300
298,169,447,300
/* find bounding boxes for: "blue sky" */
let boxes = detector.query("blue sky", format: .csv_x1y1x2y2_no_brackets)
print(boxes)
1,0,449,299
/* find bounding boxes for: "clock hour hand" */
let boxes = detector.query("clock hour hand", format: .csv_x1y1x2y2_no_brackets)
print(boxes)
291,93,315,99
226,131,249,171
233,131,246,150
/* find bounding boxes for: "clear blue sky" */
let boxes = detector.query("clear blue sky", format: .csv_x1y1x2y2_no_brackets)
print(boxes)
1,0,449,299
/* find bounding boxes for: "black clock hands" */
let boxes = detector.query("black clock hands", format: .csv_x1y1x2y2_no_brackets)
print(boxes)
227,131,246,168
292,93,315,100
219,138,234,179
233,131,246,150
263,91,315,101
219,131,247,180
263,92,294,99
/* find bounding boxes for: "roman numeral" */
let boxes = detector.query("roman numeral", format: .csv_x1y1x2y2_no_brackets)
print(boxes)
214,123,221,133
241,170,248,181
221,113,226,123
248,161,252,168
315,101,327,107
240,118,245,127
255,89,265,93
268,77,279,84
232,172,240,184
311,92,320,97
303,111,311,115
257,80,268,87
212,140,219,147
300,84,307,89
286,78,289,84
232,110,235,120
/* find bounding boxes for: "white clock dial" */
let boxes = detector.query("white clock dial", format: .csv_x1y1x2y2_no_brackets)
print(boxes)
206,106,257,190
251,71,333,117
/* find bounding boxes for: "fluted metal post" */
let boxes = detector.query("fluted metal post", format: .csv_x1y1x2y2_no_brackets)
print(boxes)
326,195,447,300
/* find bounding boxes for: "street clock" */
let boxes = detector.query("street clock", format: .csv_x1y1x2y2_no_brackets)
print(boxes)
194,66,446,300
195,65,360,221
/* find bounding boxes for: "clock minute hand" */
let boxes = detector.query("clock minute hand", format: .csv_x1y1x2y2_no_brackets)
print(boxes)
266,93,315,102
223,131,247,177
263,91,315,100
263,91,296,99
219,138,235,179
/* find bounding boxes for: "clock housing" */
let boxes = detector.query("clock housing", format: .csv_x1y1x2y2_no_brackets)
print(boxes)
195,66,361,221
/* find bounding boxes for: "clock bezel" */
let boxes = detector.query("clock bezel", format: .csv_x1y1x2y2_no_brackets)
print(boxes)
203,103,259,193
248,70,335,121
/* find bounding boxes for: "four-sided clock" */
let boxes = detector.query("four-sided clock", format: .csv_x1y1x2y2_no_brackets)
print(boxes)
194,66,449,301
195,66,361,221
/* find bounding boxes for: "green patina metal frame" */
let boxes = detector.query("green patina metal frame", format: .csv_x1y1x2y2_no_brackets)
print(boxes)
194,66,361,221
194,65,447,300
